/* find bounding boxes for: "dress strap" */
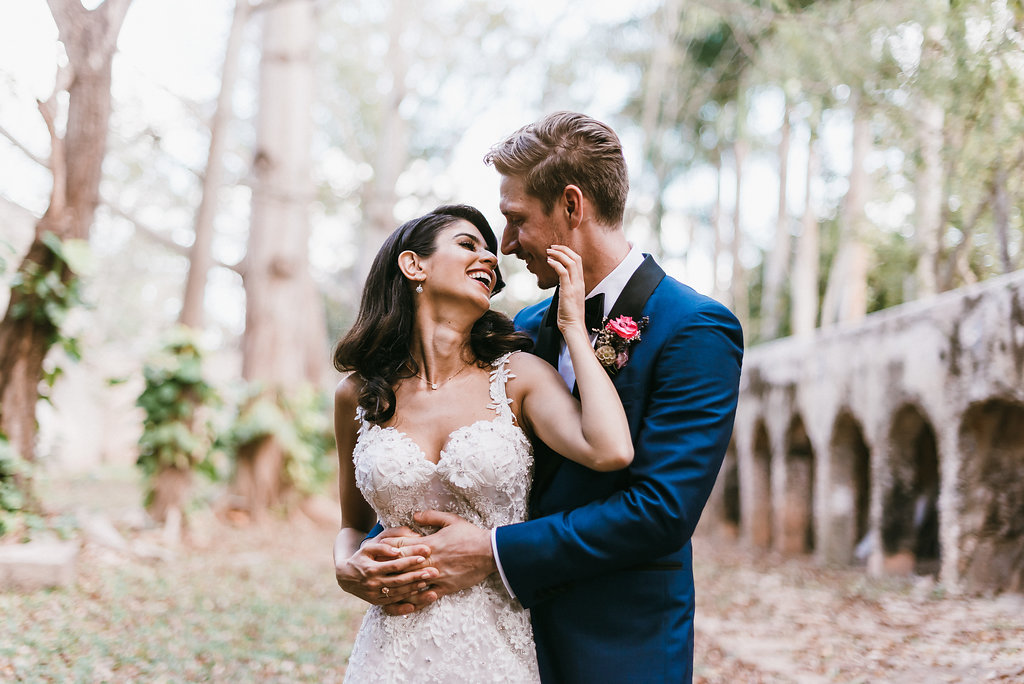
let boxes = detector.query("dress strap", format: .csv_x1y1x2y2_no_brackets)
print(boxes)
353,405,370,435
487,352,518,425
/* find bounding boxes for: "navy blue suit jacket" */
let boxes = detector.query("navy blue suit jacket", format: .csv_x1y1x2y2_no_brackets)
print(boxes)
496,256,743,683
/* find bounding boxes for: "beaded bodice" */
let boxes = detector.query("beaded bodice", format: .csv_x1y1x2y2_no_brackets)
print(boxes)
352,352,533,531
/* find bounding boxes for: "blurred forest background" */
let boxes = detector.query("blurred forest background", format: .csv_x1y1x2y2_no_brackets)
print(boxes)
1,0,1022,534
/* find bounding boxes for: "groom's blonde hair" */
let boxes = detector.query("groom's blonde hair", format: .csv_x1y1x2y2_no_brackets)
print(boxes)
484,111,629,227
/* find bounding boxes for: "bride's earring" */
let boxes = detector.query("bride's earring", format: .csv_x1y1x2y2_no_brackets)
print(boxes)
415,283,424,293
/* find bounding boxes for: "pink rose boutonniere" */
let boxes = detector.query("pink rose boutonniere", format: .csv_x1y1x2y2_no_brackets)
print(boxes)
592,314,649,375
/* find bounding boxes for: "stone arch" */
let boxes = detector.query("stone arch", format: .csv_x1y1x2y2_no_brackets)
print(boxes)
721,441,741,534
706,439,741,539
780,414,814,554
957,399,1024,593
825,411,871,565
749,420,773,549
881,404,940,576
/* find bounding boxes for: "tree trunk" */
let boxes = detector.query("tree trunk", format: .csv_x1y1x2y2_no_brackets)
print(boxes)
913,100,944,299
638,0,681,246
992,111,1012,274
0,0,132,474
148,465,193,526
0,243,60,467
712,149,725,302
357,0,412,284
791,122,820,337
179,0,250,329
822,95,870,327
730,138,749,334
234,0,319,517
761,100,792,340
150,1,253,529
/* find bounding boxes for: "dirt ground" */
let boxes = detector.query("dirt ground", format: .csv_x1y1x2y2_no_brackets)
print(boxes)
690,531,1024,683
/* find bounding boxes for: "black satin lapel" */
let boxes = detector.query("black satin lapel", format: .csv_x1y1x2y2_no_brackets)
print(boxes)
606,255,666,321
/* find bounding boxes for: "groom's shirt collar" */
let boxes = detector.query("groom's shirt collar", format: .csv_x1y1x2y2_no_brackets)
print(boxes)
585,243,645,320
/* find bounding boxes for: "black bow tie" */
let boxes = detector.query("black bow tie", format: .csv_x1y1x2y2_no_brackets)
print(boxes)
545,291,606,330
584,293,606,331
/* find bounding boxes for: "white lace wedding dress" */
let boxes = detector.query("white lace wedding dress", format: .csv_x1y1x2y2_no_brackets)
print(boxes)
344,353,540,683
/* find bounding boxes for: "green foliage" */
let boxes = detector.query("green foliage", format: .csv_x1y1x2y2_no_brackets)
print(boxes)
223,385,335,497
136,327,221,488
0,436,26,536
7,232,91,360
867,230,917,313
0,238,11,276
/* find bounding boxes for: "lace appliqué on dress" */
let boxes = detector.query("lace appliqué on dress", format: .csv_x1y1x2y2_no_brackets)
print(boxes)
345,352,538,683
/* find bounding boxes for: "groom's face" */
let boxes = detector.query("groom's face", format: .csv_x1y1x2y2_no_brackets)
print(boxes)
498,175,567,290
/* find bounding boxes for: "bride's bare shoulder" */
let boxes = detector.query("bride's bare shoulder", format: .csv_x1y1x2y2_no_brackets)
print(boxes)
334,372,364,413
505,350,560,385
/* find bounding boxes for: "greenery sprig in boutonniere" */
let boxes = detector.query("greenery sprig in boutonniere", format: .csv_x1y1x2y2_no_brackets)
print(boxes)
592,315,648,375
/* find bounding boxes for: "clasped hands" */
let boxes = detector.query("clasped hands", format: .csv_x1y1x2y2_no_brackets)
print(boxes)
335,510,497,616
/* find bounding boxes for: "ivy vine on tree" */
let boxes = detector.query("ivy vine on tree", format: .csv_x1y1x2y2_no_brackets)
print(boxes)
135,327,221,517
0,436,26,536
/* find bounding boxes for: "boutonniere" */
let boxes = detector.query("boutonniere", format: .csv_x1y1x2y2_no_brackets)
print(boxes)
593,315,648,374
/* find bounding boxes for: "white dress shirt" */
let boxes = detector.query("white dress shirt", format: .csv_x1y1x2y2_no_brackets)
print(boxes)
491,244,646,598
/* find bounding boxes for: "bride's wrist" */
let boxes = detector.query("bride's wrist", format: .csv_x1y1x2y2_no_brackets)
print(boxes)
561,324,588,342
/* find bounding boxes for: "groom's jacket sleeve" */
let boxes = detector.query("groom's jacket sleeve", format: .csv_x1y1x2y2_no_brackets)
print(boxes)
497,298,742,608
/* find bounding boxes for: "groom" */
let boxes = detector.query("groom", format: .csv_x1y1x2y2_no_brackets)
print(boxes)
357,112,742,682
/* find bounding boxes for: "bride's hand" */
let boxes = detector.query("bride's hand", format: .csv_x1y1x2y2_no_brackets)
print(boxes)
334,527,439,606
548,245,587,336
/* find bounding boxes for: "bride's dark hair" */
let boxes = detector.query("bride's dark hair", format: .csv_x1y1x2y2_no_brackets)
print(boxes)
333,204,533,423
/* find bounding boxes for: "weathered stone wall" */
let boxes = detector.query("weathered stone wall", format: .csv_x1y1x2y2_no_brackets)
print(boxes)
706,269,1024,594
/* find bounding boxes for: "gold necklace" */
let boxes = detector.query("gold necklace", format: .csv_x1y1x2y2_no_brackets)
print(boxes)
415,363,469,390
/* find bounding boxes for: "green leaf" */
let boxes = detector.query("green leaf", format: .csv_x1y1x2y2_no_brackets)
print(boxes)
59,239,96,277
40,231,64,258
8,301,27,320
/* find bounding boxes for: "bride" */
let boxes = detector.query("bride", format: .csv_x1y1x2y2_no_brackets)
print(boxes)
332,204,632,682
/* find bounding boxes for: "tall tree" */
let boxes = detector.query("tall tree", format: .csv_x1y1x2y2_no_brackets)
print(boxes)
146,0,252,528
634,0,686,240
760,97,792,340
0,0,133,476
791,120,820,337
353,0,412,282
234,0,324,516
711,148,726,302
910,18,947,300
179,0,251,329
821,93,871,327
729,84,751,332
912,98,945,298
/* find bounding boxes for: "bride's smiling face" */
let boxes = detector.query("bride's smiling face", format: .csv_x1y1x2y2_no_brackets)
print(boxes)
417,220,499,308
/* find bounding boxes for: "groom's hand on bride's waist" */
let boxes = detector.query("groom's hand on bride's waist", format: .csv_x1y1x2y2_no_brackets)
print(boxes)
381,510,496,616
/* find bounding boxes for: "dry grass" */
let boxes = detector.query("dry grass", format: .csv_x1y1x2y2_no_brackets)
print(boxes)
1,469,366,683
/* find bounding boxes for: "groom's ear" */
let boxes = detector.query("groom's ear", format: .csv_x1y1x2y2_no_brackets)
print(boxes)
562,185,584,229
